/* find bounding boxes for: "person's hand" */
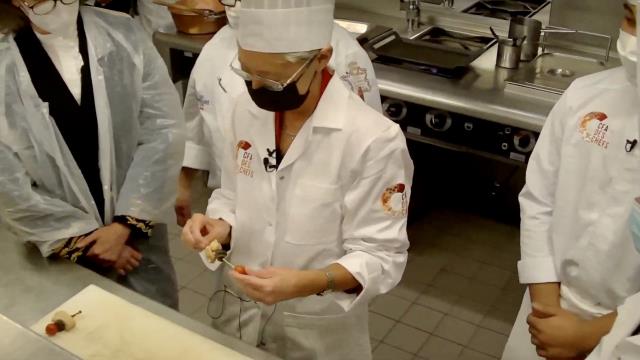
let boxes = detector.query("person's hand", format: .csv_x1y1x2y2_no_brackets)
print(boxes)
230,267,323,305
182,214,231,251
175,179,193,227
113,245,143,276
76,223,131,264
527,303,592,359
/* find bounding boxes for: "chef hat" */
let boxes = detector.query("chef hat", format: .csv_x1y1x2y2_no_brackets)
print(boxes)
237,0,335,53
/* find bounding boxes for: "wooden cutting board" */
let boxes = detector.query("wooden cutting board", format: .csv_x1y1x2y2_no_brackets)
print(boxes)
31,285,250,360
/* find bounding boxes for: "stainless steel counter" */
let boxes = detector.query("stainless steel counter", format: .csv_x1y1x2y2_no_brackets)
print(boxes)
154,8,556,133
0,228,279,360
0,314,80,360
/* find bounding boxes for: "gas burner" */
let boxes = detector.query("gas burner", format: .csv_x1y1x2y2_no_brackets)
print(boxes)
463,0,548,20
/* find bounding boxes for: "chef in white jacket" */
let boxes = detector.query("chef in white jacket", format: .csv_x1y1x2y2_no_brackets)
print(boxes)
0,2,185,308
175,0,382,225
502,1,640,358
181,1,412,358
587,257,640,360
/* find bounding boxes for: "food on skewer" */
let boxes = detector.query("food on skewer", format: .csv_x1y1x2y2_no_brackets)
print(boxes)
45,310,82,336
204,239,222,263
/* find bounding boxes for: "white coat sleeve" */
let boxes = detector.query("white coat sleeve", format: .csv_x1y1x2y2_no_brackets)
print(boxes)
586,293,640,360
205,111,236,228
115,26,186,222
335,124,413,311
0,142,100,256
517,91,571,284
182,59,214,171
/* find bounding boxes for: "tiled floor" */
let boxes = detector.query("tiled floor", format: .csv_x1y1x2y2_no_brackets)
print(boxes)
167,197,524,360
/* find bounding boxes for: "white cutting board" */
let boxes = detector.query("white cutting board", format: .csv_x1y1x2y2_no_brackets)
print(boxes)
32,285,251,360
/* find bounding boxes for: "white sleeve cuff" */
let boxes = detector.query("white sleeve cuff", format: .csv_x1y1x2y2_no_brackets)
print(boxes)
334,251,383,312
518,257,559,284
183,141,211,171
206,206,236,228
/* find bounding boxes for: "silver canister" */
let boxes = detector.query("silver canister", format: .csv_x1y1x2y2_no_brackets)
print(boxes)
509,17,542,62
496,39,523,69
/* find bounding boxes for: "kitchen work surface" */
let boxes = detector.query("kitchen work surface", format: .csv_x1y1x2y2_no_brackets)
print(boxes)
32,285,250,360
170,204,525,360
0,218,278,360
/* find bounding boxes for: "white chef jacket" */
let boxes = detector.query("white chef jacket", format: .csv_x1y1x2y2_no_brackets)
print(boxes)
587,292,640,360
34,31,83,104
202,74,412,359
182,23,382,188
503,67,640,360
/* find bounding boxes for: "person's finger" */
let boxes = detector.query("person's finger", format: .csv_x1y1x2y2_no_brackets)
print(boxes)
189,217,207,247
127,257,141,268
182,220,196,247
532,302,559,319
76,232,99,248
526,313,542,332
246,267,273,279
231,271,267,292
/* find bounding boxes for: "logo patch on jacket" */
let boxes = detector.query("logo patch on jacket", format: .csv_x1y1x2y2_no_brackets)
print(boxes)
195,91,210,111
340,61,371,100
382,183,408,217
578,112,609,149
236,140,254,178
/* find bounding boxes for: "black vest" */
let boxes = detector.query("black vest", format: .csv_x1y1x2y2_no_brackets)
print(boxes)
15,16,105,221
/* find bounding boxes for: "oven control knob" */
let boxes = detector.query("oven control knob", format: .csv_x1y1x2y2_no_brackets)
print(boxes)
382,99,408,122
514,131,536,153
425,110,452,132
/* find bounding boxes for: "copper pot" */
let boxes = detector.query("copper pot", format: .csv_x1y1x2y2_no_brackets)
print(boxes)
159,0,227,35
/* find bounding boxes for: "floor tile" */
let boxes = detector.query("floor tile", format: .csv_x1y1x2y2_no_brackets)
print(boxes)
173,258,206,287
467,328,508,358
418,335,463,360
369,312,396,340
389,280,428,302
402,260,443,285
431,271,472,297
433,315,477,346
492,290,524,317
185,269,219,296
457,348,497,360
400,304,444,333
169,236,191,259
445,256,482,279
188,304,213,326
370,294,412,320
449,297,491,325
416,286,459,314
458,281,502,307
373,343,414,360
479,307,517,336
383,323,430,354
178,288,208,315
473,264,511,288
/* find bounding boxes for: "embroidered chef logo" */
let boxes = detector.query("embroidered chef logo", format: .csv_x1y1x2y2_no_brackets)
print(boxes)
236,140,254,178
195,91,210,111
381,183,408,217
340,61,372,100
578,112,609,149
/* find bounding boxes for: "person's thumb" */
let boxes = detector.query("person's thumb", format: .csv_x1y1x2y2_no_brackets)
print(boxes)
532,302,559,319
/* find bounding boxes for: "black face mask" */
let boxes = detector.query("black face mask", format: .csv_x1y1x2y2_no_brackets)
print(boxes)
245,71,316,112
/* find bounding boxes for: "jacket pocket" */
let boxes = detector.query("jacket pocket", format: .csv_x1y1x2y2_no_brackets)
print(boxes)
282,310,371,360
285,181,342,245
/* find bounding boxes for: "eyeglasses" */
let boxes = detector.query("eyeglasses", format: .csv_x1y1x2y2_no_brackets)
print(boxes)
229,52,319,92
219,0,239,7
20,0,78,15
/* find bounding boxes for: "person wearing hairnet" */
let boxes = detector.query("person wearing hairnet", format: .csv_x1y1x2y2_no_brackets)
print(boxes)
174,0,382,226
502,1,640,359
181,1,412,358
0,0,185,308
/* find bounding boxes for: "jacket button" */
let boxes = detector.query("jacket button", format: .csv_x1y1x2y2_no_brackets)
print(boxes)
279,176,285,180
563,260,580,277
